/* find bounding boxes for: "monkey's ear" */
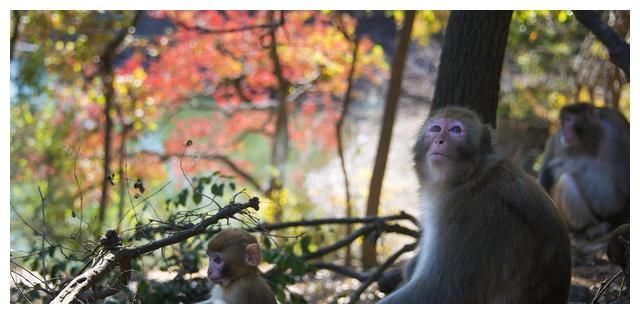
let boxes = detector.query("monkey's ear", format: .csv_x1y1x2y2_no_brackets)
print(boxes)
245,243,262,266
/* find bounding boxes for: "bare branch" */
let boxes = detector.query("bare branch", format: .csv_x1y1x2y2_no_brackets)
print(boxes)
136,150,263,193
174,12,284,35
311,262,369,282
249,212,419,232
348,242,417,303
50,197,260,303
573,10,630,80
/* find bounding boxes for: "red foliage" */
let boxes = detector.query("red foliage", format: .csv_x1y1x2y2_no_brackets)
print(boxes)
143,11,386,175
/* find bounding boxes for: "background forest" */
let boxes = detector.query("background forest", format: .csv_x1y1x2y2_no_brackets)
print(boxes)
9,10,630,304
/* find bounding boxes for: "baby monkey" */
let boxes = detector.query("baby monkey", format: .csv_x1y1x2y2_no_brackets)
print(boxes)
198,228,277,304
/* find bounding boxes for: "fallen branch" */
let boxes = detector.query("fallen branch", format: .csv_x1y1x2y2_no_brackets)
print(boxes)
50,197,260,304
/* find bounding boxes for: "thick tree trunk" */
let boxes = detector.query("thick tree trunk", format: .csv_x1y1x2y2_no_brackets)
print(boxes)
361,11,415,268
431,11,512,127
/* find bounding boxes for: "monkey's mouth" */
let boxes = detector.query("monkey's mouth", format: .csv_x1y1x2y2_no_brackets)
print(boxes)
209,275,230,286
430,152,450,159
209,275,225,283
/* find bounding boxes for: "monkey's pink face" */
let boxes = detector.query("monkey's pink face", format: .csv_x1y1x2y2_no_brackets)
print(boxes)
425,118,467,164
207,252,230,286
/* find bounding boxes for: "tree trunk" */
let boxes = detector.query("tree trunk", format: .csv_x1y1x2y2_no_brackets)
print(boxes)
361,11,415,268
431,11,512,127
97,68,115,228
97,12,143,229
266,11,289,221
10,11,21,60
117,125,130,225
337,36,360,267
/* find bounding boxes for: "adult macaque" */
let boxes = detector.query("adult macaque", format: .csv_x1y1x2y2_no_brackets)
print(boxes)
539,103,630,231
198,229,277,304
380,106,571,303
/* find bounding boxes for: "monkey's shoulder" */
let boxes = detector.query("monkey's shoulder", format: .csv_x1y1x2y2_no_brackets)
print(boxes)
458,157,560,221
226,275,277,304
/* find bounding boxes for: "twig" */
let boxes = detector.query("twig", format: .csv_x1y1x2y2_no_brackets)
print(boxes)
348,242,418,303
50,197,260,303
72,141,85,235
249,212,419,232
591,269,624,304
174,11,284,35
10,270,31,304
312,262,369,282
335,16,360,266
37,186,51,292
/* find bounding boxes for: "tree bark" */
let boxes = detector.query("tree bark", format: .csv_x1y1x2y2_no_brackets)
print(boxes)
337,35,360,267
361,11,415,268
97,12,143,228
573,10,630,81
266,11,289,221
431,11,512,127
10,11,21,60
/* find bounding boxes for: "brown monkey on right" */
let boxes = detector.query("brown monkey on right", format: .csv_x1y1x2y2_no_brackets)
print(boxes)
539,103,629,231
379,106,571,303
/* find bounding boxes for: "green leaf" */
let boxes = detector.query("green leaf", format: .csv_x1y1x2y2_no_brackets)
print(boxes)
300,235,311,255
176,189,188,207
210,183,224,197
193,192,202,205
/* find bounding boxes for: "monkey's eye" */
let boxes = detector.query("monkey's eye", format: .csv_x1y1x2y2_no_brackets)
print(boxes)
450,126,462,133
429,125,441,132
210,254,223,265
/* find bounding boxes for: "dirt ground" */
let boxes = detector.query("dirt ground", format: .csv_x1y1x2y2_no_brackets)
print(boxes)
292,222,630,304
569,223,629,303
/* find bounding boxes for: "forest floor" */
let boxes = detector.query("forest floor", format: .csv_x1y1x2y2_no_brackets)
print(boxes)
568,223,629,304
290,222,629,304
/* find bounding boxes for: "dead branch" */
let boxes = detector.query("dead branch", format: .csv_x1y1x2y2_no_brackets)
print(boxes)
50,197,260,304
311,262,368,282
250,212,419,232
591,269,625,303
175,11,284,35
573,10,630,80
348,242,418,304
